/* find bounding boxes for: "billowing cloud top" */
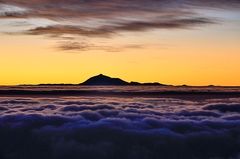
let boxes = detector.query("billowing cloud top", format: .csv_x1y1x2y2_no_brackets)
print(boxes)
0,0,239,51
0,95,240,158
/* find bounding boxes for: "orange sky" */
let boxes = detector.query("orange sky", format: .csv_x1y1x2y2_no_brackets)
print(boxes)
0,1,240,86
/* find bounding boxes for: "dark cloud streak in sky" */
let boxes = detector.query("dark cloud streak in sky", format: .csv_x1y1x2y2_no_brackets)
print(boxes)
0,0,239,51
27,17,214,36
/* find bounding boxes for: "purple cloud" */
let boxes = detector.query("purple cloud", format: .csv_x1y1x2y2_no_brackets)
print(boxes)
2,0,239,51
0,96,240,158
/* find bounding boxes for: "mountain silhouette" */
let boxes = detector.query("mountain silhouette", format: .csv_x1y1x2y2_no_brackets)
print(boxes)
81,74,129,85
80,74,166,86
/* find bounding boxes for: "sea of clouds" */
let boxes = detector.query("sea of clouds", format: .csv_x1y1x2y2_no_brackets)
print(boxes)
0,96,240,159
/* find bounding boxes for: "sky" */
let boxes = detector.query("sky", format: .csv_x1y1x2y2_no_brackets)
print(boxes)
0,0,240,86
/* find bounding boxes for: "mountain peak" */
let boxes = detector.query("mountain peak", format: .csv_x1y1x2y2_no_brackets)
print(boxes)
96,74,108,78
80,74,166,86
81,74,128,85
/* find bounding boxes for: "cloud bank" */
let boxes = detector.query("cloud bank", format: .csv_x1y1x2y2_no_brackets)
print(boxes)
0,96,240,158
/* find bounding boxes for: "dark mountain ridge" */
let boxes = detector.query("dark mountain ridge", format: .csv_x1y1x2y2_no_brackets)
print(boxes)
19,74,166,86
81,74,129,86
80,74,166,86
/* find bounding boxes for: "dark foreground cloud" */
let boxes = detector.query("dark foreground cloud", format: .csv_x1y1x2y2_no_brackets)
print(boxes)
0,96,240,158
0,99,39,105
204,103,240,112
0,114,240,159
60,104,115,112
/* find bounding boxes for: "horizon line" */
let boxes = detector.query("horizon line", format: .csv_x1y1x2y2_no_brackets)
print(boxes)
0,74,240,87
1,83,240,87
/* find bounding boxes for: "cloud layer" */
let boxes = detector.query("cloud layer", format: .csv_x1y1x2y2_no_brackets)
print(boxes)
0,95,240,158
1,0,239,51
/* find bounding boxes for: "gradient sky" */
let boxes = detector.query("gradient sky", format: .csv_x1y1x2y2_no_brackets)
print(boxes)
0,0,240,86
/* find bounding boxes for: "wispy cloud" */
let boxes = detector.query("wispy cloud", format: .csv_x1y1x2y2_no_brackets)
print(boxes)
27,17,214,36
57,41,142,52
0,3,28,18
0,0,239,51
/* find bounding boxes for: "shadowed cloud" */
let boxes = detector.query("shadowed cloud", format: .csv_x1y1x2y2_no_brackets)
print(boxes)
1,0,238,51
0,96,240,158
204,103,240,113
27,18,214,36
57,41,142,52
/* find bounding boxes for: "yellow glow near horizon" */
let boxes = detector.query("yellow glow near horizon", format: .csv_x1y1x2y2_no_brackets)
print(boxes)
0,22,240,86
1,0,240,86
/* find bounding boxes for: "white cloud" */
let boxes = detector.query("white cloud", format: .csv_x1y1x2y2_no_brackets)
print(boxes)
0,4,28,16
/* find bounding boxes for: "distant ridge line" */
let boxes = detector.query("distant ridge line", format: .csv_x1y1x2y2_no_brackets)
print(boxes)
32,74,168,86
13,74,240,87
